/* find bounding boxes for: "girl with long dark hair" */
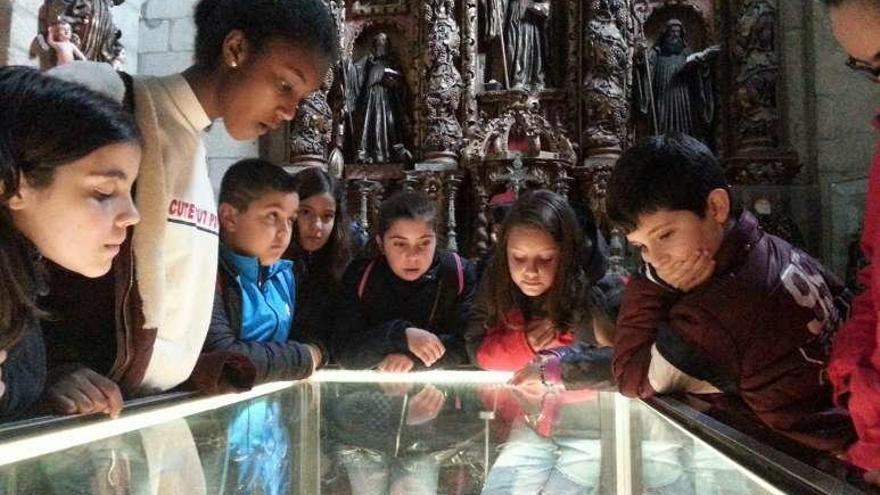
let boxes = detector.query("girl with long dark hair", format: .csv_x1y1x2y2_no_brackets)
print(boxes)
0,66,140,418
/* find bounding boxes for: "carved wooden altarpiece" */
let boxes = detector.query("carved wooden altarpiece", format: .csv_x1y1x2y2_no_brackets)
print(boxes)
269,0,800,259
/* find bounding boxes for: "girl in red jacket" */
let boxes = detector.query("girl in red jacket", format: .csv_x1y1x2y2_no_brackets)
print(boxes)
465,190,619,371
824,0,880,482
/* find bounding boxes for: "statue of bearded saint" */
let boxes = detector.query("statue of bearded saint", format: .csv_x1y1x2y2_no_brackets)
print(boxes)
484,0,550,90
635,19,719,146
345,33,413,164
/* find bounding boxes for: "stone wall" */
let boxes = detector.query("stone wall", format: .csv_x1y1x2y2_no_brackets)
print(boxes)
1,0,43,67
812,4,879,276
782,2,880,275
138,0,258,196
115,0,143,73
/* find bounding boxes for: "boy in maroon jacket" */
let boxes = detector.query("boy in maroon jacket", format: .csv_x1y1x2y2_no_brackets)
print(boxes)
605,133,853,451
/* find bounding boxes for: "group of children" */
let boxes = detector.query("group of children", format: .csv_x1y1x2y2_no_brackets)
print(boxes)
3,0,880,485
0,44,624,416
503,134,854,455
1,0,340,419
203,166,618,379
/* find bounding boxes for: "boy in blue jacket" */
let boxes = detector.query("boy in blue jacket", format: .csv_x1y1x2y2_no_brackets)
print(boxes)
204,159,323,383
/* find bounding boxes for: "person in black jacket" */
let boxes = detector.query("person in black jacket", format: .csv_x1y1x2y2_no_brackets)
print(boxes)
0,67,141,419
286,167,366,361
333,191,477,371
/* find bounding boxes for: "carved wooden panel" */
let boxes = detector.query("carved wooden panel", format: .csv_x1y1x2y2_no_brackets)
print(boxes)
278,0,806,260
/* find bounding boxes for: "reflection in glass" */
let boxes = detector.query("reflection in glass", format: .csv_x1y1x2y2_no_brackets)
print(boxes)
0,373,796,494
322,382,486,494
635,402,780,495
0,418,207,494
224,398,291,495
481,386,603,494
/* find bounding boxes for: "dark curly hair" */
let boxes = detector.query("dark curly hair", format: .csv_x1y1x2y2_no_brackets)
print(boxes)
194,0,340,70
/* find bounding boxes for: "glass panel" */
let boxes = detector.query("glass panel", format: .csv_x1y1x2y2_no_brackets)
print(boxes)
0,371,790,494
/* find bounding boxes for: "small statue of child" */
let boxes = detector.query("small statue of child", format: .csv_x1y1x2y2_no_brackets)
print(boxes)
34,20,87,66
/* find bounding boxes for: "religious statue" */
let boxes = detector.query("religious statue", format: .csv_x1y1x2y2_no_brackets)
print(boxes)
32,20,86,66
483,0,550,90
635,19,719,145
344,33,412,164
31,0,127,70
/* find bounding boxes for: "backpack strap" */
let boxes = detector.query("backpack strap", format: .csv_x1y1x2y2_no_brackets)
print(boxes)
357,259,377,301
427,281,444,328
427,253,465,327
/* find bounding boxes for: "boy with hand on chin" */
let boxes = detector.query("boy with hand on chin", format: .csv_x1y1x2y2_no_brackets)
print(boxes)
605,134,851,451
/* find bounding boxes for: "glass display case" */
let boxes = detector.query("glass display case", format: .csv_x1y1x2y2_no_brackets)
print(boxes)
0,370,872,494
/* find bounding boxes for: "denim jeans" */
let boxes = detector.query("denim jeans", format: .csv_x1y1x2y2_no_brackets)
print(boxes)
482,423,601,495
336,446,441,495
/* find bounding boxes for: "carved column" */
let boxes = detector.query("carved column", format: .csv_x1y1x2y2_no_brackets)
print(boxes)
324,0,347,176
404,170,462,251
725,0,800,185
289,91,333,169
422,0,464,166
473,183,491,259
567,0,582,132
352,180,384,233
606,228,630,277
327,0,346,54
445,174,462,251
402,172,420,193
581,0,630,218
461,0,480,134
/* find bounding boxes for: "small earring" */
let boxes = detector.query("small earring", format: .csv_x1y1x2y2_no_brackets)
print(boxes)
230,60,238,69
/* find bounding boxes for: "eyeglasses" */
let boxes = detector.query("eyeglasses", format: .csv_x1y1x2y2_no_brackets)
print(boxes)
846,57,880,83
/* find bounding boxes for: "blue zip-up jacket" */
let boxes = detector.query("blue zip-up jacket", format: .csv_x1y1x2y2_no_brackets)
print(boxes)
203,244,316,383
